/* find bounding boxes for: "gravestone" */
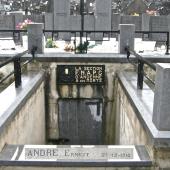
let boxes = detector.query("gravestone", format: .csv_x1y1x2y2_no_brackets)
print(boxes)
44,13,53,39
94,0,112,41
53,0,71,40
0,15,15,38
27,23,44,53
118,24,135,54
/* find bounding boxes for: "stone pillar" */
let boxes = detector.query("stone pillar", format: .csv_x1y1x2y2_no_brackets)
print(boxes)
27,23,44,54
118,24,135,54
153,63,170,131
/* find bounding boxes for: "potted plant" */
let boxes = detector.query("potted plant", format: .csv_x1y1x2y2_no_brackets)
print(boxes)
76,41,89,53
45,38,58,48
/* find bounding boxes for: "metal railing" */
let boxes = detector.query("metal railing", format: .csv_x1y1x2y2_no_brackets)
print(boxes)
125,47,156,90
43,30,120,53
0,46,37,88
135,31,169,55
0,29,27,42
0,29,169,54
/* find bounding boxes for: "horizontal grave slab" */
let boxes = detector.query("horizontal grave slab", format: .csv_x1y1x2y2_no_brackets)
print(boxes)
0,145,152,167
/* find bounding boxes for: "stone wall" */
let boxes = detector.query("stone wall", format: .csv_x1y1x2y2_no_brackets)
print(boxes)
115,82,150,145
0,81,46,151
47,63,134,144
114,73,170,169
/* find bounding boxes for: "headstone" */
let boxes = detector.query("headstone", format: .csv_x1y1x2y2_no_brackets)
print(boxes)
142,13,150,31
44,13,53,39
150,16,168,42
10,12,23,29
53,0,71,40
153,63,170,131
118,24,135,54
84,15,95,40
94,0,112,41
112,14,121,31
0,15,15,37
27,23,44,53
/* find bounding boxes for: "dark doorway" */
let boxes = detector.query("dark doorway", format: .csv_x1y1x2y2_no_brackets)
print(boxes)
58,99,103,145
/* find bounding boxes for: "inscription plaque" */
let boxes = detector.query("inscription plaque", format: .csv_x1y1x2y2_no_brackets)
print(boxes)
57,65,105,85
15,145,141,162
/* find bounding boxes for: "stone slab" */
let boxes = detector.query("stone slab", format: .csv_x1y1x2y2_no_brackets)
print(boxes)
117,72,170,147
0,71,45,135
0,145,152,167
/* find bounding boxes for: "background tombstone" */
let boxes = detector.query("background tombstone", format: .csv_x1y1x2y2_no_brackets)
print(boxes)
10,12,23,29
118,24,135,54
0,15,15,38
27,23,44,53
142,13,150,40
53,0,71,41
44,13,53,39
94,0,112,41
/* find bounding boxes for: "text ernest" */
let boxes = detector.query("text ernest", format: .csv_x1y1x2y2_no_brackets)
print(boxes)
25,148,90,158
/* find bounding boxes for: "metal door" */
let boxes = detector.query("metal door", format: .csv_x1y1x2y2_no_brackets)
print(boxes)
58,99,103,145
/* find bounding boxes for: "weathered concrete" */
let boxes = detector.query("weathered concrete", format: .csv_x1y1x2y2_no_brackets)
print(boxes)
153,63,170,131
0,71,46,151
118,24,135,54
116,71,170,168
47,62,134,143
27,23,44,53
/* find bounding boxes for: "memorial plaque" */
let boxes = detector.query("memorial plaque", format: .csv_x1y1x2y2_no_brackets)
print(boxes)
57,65,105,85
16,145,140,162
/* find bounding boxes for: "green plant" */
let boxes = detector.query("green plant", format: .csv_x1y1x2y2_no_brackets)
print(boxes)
76,41,89,53
45,38,58,48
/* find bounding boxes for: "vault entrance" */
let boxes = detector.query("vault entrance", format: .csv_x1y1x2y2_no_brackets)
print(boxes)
58,98,103,145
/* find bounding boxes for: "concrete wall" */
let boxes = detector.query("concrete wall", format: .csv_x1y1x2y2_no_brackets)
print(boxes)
115,82,150,145
114,73,170,169
0,80,46,151
47,63,134,144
